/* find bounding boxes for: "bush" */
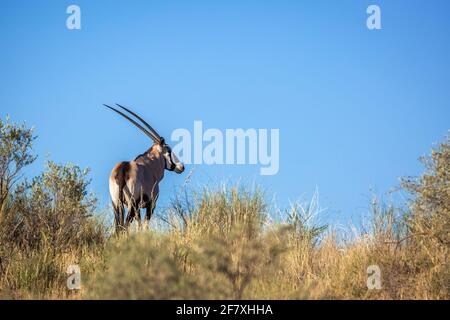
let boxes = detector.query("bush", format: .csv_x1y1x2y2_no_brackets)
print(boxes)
0,116,36,232
400,135,450,299
0,117,106,298
11,161,104,253
402,135,449,246
87,233,206,299
0,161,106,298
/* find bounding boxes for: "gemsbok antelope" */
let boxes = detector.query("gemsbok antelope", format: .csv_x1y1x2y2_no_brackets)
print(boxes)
104,103,185,232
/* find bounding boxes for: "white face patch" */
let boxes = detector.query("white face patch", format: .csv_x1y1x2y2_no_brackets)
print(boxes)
164,152,173,169
161,144,184,173
171,152,180,165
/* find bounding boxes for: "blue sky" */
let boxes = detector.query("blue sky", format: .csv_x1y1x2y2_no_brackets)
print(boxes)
1,0,449,226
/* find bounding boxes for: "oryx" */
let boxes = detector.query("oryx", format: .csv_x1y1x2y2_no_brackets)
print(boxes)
104,103,185,232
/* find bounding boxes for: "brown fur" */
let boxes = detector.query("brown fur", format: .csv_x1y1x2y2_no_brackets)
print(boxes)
113,161,130,193
110,143,166,232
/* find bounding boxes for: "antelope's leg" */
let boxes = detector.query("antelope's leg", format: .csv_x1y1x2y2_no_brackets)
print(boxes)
125,203,136,228
119,201,125,228
135,188,145,229
135,207,142,229
113,202,123,234
144,187,159,229
144,201,155,229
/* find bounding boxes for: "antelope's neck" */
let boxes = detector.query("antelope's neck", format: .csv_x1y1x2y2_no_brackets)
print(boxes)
145,147,165,181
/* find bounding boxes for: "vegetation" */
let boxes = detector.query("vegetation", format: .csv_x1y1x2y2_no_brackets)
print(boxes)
0,117,448,299
0,117,105,298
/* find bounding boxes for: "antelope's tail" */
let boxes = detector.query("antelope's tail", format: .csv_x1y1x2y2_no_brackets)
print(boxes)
109,162,131,232
114,161,130,204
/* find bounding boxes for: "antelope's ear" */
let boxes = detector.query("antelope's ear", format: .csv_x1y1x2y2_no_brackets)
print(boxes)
159,137,165,145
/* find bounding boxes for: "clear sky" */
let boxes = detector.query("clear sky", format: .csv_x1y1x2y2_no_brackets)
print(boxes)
1,0,449,226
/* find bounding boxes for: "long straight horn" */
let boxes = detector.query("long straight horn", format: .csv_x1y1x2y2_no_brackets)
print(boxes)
103,104,159,143
115,103,162,142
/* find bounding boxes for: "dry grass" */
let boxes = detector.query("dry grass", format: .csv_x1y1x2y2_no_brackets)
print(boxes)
0,117,448,299
1,180,448,300
83,180,447,300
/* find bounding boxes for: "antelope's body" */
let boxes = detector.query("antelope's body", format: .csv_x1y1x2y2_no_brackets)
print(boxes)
104,103,184,232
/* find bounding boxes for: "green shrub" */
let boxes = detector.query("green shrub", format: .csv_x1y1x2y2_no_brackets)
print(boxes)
400,135,450,299
86,233,207,299
0,116,106,298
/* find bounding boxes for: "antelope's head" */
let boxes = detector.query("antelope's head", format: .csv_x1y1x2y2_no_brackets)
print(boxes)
103,103,185,174
158,138,185,174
